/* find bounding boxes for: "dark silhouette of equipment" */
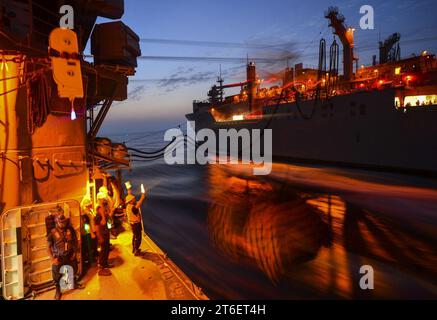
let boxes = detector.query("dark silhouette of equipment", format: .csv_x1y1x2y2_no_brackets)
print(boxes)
246,62,257,112
207,62,257,111
328,39,340,91
379,33,401,64
325,6,356,81
0,0,125,52
91,21,141,71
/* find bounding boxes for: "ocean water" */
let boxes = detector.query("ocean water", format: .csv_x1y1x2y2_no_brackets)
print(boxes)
111,130,437,299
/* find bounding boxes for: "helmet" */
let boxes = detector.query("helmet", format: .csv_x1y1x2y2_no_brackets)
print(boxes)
97,192,107,200
99,186,108,194
125,194,135,204
82,198,92,207
55,214,68,227
125,181,132,190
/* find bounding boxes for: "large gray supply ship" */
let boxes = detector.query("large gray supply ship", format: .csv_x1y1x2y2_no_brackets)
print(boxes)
186,7,437,175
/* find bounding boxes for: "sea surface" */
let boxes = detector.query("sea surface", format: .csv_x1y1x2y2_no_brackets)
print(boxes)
110,130,437,299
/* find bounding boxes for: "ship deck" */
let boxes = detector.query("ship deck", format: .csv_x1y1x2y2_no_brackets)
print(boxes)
34,227,207,300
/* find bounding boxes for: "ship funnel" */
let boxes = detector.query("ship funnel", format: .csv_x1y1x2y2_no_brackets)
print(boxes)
247,62,257,112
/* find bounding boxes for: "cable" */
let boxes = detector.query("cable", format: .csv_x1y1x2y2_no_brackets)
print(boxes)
0,83,26,97
128,137,177,155
0,30,47,56
0,74,25,82
123,121,186,144
131,135,196,158
31,1,61,18
85,54,292,64
294,90,316,120
130,136,196,163
26,68,51,134
128,134,187,160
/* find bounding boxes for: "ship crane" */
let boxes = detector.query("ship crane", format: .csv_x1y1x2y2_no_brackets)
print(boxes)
325,6,356,81
379,33,401,64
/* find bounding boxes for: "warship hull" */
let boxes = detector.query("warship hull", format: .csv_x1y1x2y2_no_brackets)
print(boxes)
187,88,437,175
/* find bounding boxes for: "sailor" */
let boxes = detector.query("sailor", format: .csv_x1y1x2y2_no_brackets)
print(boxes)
45,206,64,235
100,181,122,238
81,198,96,270
94,192,114,276
125,186,147,256
100,180,122,213
47,214,83,300
99,185,114,208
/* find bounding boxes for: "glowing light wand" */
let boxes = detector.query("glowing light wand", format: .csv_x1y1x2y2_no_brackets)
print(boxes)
70,98,76,120
141,183,145,194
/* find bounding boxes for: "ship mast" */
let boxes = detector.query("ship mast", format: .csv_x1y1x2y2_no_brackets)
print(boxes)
217,64,224,101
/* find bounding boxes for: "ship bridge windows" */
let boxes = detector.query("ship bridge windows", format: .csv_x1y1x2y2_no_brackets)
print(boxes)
402,95,437,107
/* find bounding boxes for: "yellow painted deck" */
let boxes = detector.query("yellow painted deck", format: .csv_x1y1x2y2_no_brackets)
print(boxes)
35,228,207,300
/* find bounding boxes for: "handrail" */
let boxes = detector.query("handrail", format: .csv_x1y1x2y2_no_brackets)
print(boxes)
1,199,81,300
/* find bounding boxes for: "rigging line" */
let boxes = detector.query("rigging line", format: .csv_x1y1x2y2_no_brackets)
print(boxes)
184,134,201,148
127,137,177,155
132,158,163,162
354,35,437,52
131,143,183,161
83,55,291,64
130,138,193,160
0,83,27,97
135,56,293,63
123,121,186,143
279,33,437,64
32,15,59,28
129,133,197,158
0,67,50,83
295,90,316,120
85,34,437,66
0,67,49,98
0,153,19,166
299,23,329,57
0,29,20,45
31,1,61,18
0,30,47,55
130,153,165,159
123,130,166,143
136,29,437,50
0,74,26,82
129,76,242,83
130,148,174,161
140,38,297,50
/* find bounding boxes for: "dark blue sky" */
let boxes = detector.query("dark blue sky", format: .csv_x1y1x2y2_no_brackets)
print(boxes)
99,0,437,134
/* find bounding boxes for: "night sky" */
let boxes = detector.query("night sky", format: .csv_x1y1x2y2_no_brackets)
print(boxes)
96,0,437,134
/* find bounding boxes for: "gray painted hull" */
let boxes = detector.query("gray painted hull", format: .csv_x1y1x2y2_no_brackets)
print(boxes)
186,88,437,175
